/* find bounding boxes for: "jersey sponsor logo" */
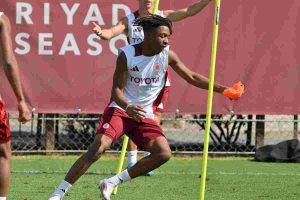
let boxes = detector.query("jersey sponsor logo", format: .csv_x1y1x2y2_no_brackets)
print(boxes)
130,66,139,72
130,76,160,84
131,37,143,44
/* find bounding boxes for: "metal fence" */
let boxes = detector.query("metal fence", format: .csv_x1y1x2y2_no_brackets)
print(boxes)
8,112,300,154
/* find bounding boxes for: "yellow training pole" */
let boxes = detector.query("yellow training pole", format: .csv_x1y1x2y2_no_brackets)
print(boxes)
113,0,161,195
199,0,221,200
153,0,160,14
112,136,129,195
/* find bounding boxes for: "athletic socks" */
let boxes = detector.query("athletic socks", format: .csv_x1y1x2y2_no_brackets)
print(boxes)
127,150,138,163
53,180,72,196
143,151,151,158
106,169,131,186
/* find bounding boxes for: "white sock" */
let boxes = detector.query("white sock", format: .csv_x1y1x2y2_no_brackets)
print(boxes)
53,180,72,196
143,151,151,158
0,197,7,200
127,150,137,163
107,169,131,186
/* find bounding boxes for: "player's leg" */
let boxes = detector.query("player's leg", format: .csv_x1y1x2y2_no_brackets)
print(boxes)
142,111,162,176
0,99,11,200
49,110,123,200
0,141,11,200
99,120,171,199
49,134,112,200
128,136,171,177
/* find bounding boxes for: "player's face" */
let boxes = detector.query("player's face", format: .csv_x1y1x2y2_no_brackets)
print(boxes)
137,0,154,10
151,26,171,51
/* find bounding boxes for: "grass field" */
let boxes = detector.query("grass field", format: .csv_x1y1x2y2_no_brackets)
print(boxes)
9,156,300,200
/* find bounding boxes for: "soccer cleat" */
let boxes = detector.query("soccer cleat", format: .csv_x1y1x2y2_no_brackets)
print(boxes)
48,194,63,200
99,179,115,200
223,81,245,100
146,171,154,176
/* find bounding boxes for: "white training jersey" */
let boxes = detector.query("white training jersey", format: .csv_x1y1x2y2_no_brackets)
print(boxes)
126,10,165,45
109,44,169,119
126,10,171,87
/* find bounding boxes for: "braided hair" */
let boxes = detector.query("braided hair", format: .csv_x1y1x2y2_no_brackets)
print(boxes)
134,14,173,34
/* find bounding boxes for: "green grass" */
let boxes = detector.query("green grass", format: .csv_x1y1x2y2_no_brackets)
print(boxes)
9,156,300,200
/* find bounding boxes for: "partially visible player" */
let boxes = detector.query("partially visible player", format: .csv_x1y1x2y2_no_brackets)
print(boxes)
93,0,214,175
0,12,31,200
49,15,244,200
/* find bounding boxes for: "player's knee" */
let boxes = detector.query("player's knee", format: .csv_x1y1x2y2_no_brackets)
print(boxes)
157,149,172,163
0,144,11,159
85,148,103,162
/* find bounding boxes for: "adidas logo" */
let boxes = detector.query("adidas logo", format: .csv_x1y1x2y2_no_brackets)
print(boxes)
130,66,139,72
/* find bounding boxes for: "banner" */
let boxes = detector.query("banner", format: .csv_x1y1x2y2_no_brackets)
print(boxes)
1,0,300,114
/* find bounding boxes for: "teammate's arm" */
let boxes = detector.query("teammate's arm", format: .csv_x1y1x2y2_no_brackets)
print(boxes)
0,15,30,122
164,0,212,22
111,51,146,119
168,49,226,93
93,17,128,40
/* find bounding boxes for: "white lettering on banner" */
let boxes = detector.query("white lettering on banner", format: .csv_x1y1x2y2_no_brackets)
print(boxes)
14,2,131,56
44,3,50,25
16,2,33,24
15,32,128,56
112,4,131,25
87,34,103,56
39,33,53,55
16,3,130,25
83,4,105,25
15,33,30,55
59,33,80,55
60,3,80,25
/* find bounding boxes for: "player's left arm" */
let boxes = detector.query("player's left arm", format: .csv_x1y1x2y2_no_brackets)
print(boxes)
168,49,226,94
164,0,212,22
0,15,30,122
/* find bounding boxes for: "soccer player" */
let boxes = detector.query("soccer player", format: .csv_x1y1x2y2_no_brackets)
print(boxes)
93,0,214,175
0,12,31,200
49,15,244,200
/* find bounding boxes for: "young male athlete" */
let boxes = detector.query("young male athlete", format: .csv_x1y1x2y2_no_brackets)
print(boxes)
49,15,244,200
93,0,214,175
0,12,31,200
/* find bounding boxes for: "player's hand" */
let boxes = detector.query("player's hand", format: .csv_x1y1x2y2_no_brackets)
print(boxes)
126,105,147,121
92,22,103,37
17,101,31,123
223,81,245,100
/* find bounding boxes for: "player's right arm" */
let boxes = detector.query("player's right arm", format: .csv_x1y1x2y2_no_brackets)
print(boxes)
0,15,30,123
111,51,146,119
168,49,244,100
92,17,128,40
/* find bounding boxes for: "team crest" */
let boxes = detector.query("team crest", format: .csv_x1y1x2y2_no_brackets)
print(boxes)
154,64,161,72
103,123,110,129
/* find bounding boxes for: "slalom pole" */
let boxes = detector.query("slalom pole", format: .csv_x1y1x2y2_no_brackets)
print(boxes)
199,0,221,200
153,0,160,14
112,136,129,195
